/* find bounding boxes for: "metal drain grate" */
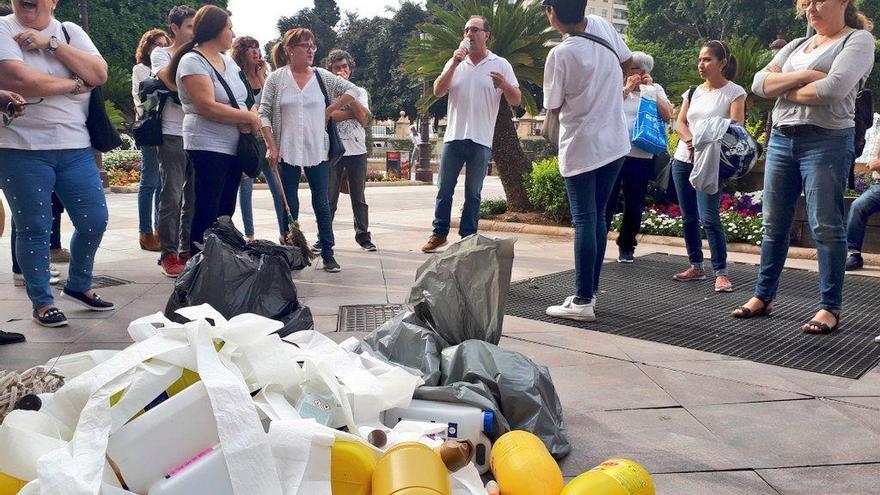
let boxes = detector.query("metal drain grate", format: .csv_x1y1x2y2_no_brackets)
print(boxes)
507,253,880,379
337,304,407,333
89,275,133,289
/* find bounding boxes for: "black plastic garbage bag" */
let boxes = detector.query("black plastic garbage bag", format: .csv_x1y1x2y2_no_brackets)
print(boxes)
408,235,515,345
165,217,313,333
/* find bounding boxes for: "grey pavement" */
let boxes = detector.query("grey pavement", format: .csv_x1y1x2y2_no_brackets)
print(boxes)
2,177,880,494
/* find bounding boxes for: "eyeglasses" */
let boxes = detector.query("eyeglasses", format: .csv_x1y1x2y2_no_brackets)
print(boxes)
2,98,43,127
293,43,318,52
802,0,828,8
463,27,487,34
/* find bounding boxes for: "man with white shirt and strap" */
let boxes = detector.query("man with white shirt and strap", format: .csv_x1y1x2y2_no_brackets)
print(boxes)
151,5,195,278
421,15,521,253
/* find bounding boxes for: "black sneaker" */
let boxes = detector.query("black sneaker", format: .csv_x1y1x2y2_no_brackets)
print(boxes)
0,331,25,344
311,241,322,255
33,307,68,327
846,252,864,271
61,288,115,311
322,256,341,273
617,247,635,263
360,240,377,252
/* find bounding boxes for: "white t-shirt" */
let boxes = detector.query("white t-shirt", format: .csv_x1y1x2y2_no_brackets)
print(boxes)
673,82,747,163
0,16,100,150
788,38,838,71
337,87,369,157
543,16,632,177
623,83,670,159
177,51,249,156
132,63,150,119
279,71,328,167
151,46,185,137
443,50,519,149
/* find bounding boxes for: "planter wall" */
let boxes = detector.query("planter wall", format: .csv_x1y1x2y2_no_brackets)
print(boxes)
791,196,880,253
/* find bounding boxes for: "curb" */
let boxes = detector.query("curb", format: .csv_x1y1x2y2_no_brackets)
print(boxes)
111,181,433,194
454,218,880,266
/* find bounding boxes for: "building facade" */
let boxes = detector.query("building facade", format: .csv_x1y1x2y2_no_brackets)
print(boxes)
587,0,629,34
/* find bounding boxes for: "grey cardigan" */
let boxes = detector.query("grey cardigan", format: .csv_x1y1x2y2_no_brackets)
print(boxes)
752,29,875,129
258,66,358,149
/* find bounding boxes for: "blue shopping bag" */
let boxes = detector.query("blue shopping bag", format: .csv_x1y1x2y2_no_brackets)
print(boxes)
631,93,668,156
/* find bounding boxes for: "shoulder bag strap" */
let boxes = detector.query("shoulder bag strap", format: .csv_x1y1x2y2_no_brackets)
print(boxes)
192,50,241,110
313,69,332,108
569,32,620,62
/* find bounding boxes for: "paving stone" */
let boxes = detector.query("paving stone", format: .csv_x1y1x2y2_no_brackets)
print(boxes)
506,328,634,361
558,408,748,476
687,399,880,468
756,464,880,494
652,471,778,495
639,364,807,406
552,362,679,412
499,336,619,368
0,342,130,371
826,397,880,436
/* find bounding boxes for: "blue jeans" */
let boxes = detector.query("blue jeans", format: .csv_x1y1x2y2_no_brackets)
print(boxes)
846,183,880,252
565,158,624,300
432,139,491,238
138,145,161,234
756,128,854,312
278,162,334,258
11,193,64,273
0,148,108,309
671,159,728,276
238,159,287,237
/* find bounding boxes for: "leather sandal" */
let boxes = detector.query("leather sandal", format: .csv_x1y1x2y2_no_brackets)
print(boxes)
732,298,772,318
802,310,840,335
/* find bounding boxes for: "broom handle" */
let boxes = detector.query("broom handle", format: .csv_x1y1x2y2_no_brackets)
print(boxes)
271,163,294,219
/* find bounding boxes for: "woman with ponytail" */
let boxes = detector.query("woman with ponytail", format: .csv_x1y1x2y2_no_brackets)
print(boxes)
168,6,263,254
671,39,746,293
741,0,875,334
258,28,359,273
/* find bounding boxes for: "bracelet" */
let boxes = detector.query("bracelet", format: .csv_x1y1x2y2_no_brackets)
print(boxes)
71,76,84,95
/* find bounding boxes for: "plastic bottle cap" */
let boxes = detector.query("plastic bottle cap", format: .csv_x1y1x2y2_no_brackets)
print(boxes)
13,394,41,411
482,411,495,435
368,429,388,448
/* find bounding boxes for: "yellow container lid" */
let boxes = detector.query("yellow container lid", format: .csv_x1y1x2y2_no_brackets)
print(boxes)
0,471,26,495
372,442,451,495
332,440,378,495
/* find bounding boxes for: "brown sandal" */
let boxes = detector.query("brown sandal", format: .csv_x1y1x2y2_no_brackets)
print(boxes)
802,310,840,334
732,298,772,318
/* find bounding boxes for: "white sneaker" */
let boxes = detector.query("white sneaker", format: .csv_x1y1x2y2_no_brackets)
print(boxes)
546,296,596,322
50,263,60,278
14,273,59,286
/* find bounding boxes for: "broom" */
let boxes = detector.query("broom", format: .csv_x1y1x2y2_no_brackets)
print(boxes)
271,165,316,261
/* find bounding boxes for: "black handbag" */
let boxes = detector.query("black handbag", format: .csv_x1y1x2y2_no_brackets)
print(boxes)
194,51,262,178
61,24,122,152
314,70,346,166
132,94,165,147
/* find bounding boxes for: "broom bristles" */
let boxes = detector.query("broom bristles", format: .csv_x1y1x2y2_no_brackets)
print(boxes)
285,223,316,261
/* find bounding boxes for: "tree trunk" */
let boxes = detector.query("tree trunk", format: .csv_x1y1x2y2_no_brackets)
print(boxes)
492,98,532,212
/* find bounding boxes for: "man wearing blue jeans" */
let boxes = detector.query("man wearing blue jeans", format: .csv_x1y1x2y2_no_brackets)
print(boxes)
845,159,880,270
421,15,521,253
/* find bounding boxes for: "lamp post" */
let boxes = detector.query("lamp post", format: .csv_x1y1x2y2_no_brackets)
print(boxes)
415,33,434,183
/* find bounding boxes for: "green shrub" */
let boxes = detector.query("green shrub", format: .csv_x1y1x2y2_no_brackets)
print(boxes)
480,198,508,218
525,157,570,222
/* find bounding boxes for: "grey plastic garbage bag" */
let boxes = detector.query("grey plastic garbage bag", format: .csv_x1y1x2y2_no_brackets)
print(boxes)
354,311,447,385
408,235,515,345
417,340,570,459
165,216,313,334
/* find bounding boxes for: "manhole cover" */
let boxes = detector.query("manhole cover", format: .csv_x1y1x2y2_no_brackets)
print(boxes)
337,304,406,333
80,275,133,289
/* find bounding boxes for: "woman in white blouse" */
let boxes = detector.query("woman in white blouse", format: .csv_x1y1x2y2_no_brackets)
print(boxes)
260,28,358,273
131,28,170,252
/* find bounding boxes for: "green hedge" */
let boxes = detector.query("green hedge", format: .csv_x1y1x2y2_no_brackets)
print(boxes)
525,157,570,223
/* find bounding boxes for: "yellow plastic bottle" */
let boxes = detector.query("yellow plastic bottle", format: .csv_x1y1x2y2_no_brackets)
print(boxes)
0,472,26,495
490,431,564,495
561,459,654,495
331,440,378,495
372,442,451,495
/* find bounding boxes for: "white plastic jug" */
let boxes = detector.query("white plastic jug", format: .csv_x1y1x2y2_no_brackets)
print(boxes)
147,446,233,495
382,399,494,473
107,381,219,493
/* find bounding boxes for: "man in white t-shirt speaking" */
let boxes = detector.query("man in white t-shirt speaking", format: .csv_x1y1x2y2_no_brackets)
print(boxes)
541,0,634,322
420,15,521,253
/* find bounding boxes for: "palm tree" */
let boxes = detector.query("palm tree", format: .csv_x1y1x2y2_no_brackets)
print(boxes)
402,0,555,211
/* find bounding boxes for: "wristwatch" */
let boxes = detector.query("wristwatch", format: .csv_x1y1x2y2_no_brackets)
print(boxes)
48,36,59,54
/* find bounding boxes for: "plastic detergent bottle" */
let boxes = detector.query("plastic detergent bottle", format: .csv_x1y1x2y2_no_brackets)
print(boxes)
147,446,233,495
372,442,451,495
561,459,654,495
0,472,25,495
382,399,494,473
331,440,378,495
490,431,564,495
107,381,219,494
